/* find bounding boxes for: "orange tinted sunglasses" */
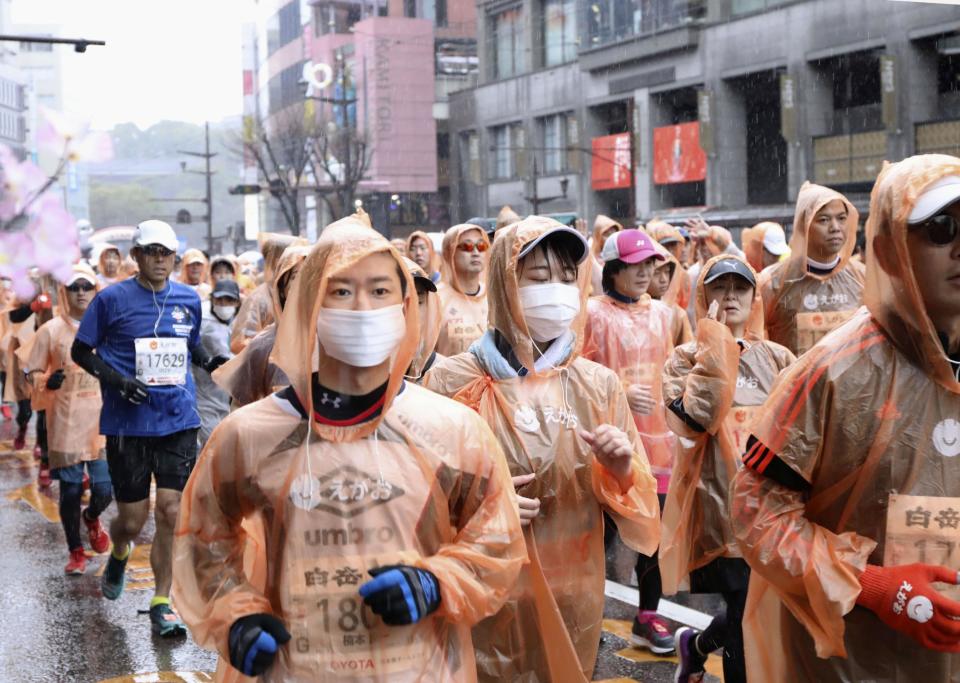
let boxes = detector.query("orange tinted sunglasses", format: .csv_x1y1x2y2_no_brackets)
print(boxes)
457,241,489,253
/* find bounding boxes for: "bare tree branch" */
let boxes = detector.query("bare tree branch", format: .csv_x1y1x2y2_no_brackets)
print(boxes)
241,103,376,233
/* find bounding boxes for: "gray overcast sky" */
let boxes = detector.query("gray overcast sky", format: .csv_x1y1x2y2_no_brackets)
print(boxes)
12,0,254,130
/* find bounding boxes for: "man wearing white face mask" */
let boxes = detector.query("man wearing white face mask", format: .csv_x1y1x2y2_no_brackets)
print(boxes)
174,216,526,681
194,279,240,446
424,216,660,682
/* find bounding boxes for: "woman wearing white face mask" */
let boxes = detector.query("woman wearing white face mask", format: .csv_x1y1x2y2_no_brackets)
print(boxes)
424,216,660,682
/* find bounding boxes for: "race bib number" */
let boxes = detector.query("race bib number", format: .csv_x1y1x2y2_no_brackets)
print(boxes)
135,337,188,386
288,554,430,677
884,494,960,600
725,406,758,457
622,362,657,387
795,309,855,355
444,320,482,354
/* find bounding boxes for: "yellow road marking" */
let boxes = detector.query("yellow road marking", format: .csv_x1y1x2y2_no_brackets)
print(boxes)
0,447,34,468
6,482,60,522
602,619,724,679
95,543,156,592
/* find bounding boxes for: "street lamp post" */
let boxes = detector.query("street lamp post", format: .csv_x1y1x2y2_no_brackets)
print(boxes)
0,34,105,52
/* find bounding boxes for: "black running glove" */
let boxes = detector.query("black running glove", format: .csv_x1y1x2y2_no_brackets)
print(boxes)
358,564,441,626
228,613,291,677
45,369,65,390
118,376,149,405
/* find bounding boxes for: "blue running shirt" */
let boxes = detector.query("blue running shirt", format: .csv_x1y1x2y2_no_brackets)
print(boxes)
76,278,202,437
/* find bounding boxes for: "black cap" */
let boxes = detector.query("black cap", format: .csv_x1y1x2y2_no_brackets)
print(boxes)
466,217,497,236
212,279,241,300
518,226,589,265
413,273,437,293
703,258,756,288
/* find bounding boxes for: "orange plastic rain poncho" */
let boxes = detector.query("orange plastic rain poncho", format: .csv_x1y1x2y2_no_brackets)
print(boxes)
741,221,783,274
180,248,213,300
647,221,692,312
96,243,124,287
214,245,310,407
435,224,490,357
0,282,14,377
423,216,660,682
760,182,865,356
3,303,39,405
402,257,444,382
18,265,105,470
650,239,694,347
588,215,622,296
731,154,960,682
495,205,521,231
658,255,795,595
174,216,526,682
405,230,441,281
229,233,305,354
583,272,678,495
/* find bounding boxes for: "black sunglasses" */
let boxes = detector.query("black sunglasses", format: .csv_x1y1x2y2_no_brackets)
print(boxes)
912,214,960,246
141,244,175,258
66,282,95,293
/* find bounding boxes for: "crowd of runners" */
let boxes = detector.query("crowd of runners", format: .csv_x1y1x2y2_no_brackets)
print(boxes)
1,152,958,682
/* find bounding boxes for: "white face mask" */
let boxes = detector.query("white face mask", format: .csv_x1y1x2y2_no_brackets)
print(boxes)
518,283,581,343
212,305,237,321
316,304,406,368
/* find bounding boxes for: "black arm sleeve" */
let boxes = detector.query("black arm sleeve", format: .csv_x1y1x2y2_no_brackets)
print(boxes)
741,435,811,492
8,303,32,324
71,339,126,390
191,342,211,369
667,396,707,433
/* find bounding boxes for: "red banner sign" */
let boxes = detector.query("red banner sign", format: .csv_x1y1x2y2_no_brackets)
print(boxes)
591,133,633,190
653,122,707,185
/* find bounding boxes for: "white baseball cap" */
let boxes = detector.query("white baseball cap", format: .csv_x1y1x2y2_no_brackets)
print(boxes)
66,272,97,287
133,220,179,251
908,175,960,224
762,223,789,256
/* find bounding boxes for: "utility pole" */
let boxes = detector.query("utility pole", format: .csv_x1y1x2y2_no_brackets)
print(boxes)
530,156,540,216
523,155,569,215
178,122,217,252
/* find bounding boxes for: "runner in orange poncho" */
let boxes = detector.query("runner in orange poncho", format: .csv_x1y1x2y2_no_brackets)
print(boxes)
733,155,960,682
425,217,660,682
759,183,865,356
175,216,525,682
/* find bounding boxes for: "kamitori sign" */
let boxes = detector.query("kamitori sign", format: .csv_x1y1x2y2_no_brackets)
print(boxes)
591,133,633,190
653,122,707,185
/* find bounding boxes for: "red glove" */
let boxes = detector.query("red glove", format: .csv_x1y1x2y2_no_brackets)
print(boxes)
856,563,960,651
30,293,51,313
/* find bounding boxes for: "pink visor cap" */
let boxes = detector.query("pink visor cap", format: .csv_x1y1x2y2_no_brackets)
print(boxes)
600,229,666,265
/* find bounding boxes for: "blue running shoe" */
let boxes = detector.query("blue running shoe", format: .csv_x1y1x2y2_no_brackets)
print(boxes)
101,542,131,600
150,602,187,637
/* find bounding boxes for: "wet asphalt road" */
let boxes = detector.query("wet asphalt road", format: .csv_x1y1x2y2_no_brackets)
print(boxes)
0,416,722,683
